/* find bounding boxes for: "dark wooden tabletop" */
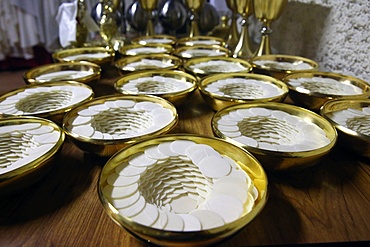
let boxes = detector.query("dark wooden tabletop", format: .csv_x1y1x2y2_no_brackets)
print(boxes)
0,66,369,247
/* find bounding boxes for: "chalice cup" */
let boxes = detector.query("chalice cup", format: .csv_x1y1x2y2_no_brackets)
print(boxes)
138,0,159,36
232,0,254,59
225,0,240,51
253,0,287,56
184,0,206,37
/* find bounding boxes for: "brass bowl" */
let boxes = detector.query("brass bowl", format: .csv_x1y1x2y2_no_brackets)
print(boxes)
114,54,182,74
282,72,370,111
98,134,268,247
63,95,178,157
23,61,101,84
118,44,174,56
212,102,337,171
184,57,253,80
199,73,289,111
131,35,177,46
0,82,94,124
0,117,65,195
321,99,370,157
115,70,197,106
176,36,225,47
52,46,115,66
173,45,230,59
250,54,319,80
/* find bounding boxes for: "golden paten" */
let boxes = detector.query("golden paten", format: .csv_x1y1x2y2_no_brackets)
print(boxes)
199,72,288,111
212,102,337,171
63,94,178,157
23,61,101,84
115,70,197,106
98,134,268,247
283,71,370,111
321,99,370,158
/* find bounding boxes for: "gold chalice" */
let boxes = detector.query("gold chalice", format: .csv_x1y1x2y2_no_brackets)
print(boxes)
225,0,240,51
99,0,118,45
253,0,287,56
138,0,159,36
184,0,206,37
232,0,254,59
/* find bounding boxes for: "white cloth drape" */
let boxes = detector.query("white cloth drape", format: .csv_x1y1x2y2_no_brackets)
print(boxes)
0,0,99,61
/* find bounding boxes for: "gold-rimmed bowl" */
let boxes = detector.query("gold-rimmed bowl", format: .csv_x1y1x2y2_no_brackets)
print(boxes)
282,72,370,111
173,45,230,60
52,46,115,66
98,134,268,247
0,116,65,195
114,54,182,75
251,54,319,80
115,70,197,106
0,82,94,124
131,35,177,46
212,102,337,171
23,61,101,84
199,73,289,111
320,99,370,157
184,57,253,80
118,44,174,57
63,95,178,157
176,36,225,47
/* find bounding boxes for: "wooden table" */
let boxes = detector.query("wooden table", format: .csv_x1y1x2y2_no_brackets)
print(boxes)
0,67,369,246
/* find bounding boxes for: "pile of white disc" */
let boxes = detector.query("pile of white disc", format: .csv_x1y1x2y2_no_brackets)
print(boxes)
139,38,173,44
35,70,95,82
190,60,248,73
0,85,92,116
253,60,313,70
180,49,227,57
204,78,285,99
103,140,258,231
68,99,175,140
286,76,363,95
0,122,61,174
63,53,111,61
328,107,370,136
126,47,168,55
122,59,175,70
118,76,194,95
216,107,331,152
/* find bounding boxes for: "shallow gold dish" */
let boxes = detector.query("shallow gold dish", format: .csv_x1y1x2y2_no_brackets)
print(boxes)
199,73,289,111
212,102,337,171
114,54,182,74
176,36,225,47
52,46,115,66
282,72,370,111
321,99,370,157
63,95,178,157
0,117,65,195
131,35,177,46
118,44,174,56
0,82,94,124
251,54,319,80
98,134,268,246
173,45,230,59
23,61,101,84
115,70,197,106
184,57,252,80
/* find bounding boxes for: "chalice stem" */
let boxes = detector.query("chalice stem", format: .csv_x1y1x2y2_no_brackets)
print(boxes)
145,17,155,36
189,13,200,37
226,12,239,50
254,21,272,57
233,18,253,59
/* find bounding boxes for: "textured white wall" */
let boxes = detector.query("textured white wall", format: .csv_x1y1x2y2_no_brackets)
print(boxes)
257,0,370,83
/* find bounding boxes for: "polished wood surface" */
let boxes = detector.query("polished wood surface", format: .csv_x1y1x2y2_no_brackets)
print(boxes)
0,67,369,246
